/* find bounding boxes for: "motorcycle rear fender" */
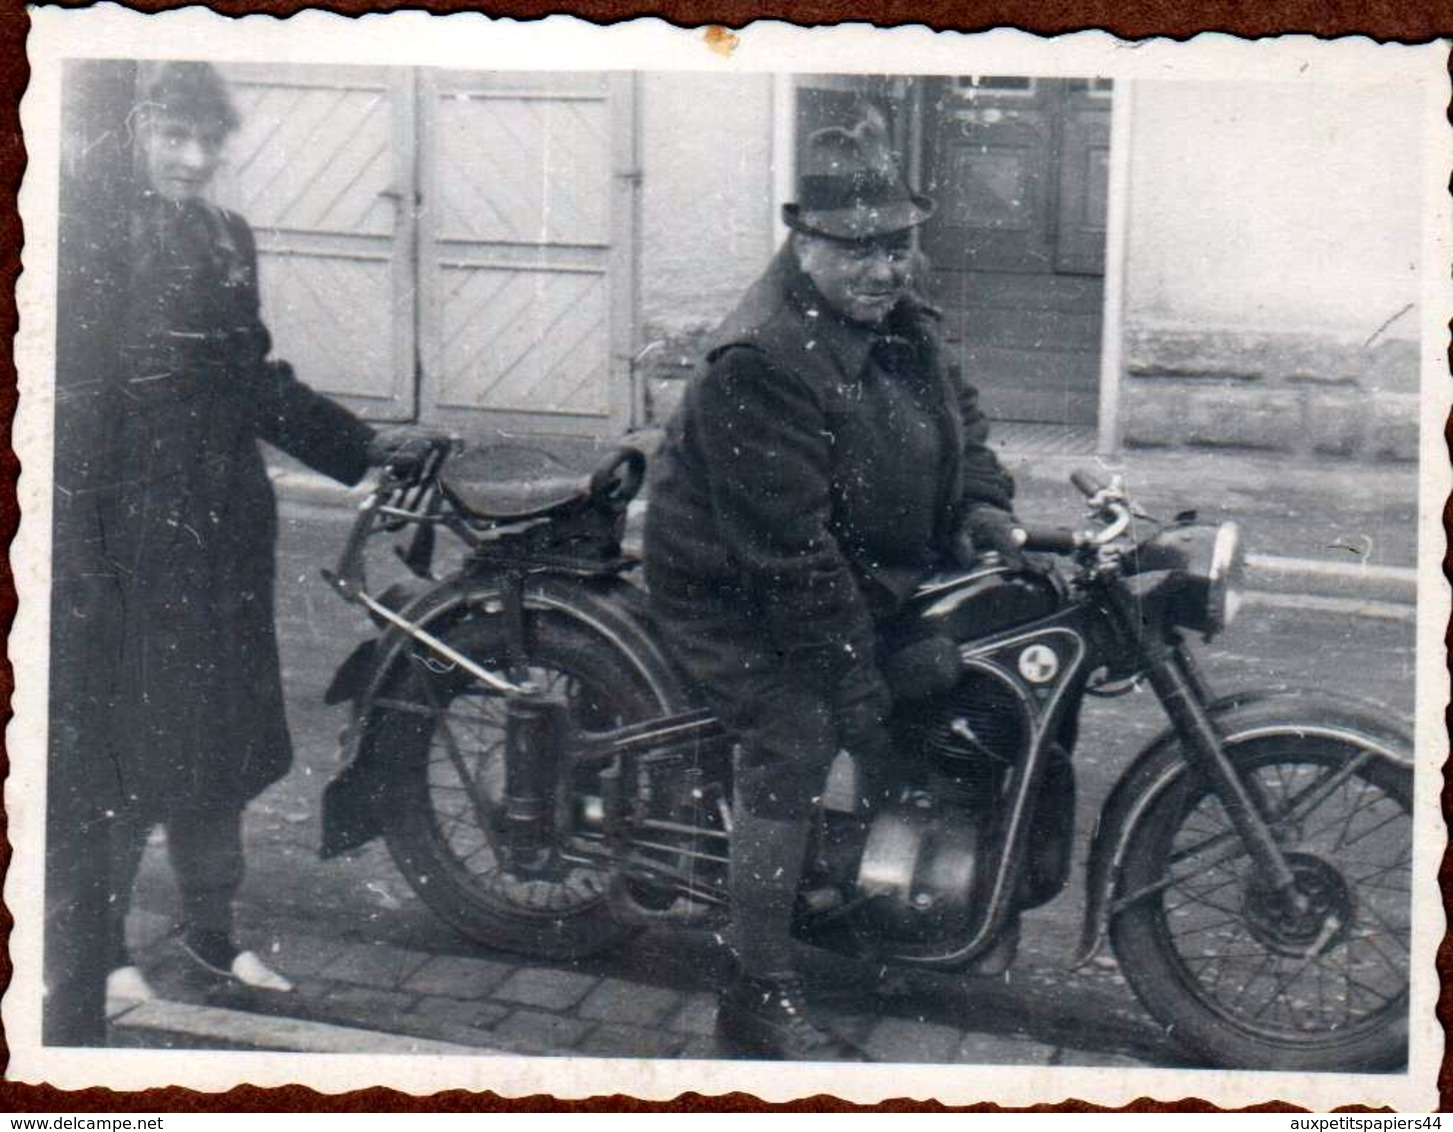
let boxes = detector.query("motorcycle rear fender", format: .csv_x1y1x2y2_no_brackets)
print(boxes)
324,578,441,704
319,572,689,859
324,640,378,705
1074,688,1413,968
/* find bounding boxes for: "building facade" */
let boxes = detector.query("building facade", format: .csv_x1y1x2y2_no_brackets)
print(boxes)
214,65,1423,463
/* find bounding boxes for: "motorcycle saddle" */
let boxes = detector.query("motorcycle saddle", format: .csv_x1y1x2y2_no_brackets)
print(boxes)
441,444,645,522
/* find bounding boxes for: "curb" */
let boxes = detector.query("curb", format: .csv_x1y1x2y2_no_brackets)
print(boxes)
109,996,500,1056
1244,553,1417,607
272,469,1419,610
1242,590,1416,623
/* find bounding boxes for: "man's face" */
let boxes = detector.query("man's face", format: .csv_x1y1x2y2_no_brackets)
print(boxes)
794,231,913,326
140,113,228,203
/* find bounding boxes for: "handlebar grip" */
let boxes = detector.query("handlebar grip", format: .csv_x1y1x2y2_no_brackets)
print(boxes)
1070,469,1107,498
1021,527,1082,555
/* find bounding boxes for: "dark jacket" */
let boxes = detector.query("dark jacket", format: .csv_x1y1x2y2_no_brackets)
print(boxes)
645,245,1014,708
51,196,375,816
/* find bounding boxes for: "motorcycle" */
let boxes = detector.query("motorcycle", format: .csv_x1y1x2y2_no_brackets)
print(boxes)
318,441,1413,1071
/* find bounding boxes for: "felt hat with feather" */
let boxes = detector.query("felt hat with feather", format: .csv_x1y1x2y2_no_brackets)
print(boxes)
782,117,934,240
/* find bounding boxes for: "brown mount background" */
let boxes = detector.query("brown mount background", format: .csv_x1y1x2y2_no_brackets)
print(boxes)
0,0,1447,1114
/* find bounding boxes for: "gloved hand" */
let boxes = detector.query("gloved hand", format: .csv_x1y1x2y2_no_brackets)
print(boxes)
366,426,455,482
954,505,1028,569
834,667,898,812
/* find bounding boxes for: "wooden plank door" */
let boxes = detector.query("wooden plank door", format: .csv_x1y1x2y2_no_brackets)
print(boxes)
215,63,416,421
919,77,1109,426
1055,81,1113,276
417,70,636,437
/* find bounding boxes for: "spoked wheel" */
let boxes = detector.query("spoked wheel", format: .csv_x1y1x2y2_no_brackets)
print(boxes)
368,599,682,959
1111,735,1412,1071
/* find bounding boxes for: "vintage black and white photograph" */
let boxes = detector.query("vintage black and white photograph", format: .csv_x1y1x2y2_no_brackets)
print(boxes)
7,8,1447,1107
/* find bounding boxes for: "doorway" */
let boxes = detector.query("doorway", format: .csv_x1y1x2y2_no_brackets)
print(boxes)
918,77,1111,432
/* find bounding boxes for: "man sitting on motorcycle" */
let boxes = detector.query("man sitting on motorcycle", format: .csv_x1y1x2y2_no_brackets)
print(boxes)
644,116,1023,1061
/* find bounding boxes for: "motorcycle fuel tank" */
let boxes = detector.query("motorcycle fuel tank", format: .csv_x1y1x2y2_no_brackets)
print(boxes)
895,563,1063,645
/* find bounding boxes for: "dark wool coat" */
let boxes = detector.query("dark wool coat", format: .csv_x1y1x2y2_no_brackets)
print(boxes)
644,245,1015,720
52,196,375,818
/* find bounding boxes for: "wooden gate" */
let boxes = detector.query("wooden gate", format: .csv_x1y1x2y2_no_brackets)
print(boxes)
216,64,416,420
216,65,636,437
919,77,1111,427
417,70,637,437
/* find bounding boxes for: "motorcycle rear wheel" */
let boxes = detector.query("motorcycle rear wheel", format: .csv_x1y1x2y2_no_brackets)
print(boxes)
1111,734,1412,1071
370,597,681,960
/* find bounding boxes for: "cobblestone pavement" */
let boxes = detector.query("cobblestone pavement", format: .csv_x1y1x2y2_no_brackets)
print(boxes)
111,908,1165,1065
109,449,1420,1063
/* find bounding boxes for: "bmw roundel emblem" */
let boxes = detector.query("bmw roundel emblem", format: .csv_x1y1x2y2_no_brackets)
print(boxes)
1018,643,1060,684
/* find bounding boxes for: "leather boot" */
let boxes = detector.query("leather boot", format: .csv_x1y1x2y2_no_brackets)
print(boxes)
717,972,868,1061
719,808,867,1060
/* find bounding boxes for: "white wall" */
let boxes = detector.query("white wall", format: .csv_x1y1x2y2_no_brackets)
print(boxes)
1125,80,1424,342
638,72,777,337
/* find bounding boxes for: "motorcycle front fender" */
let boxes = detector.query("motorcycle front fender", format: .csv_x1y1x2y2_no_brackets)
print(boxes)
1073,687,1413,968
319,571,688,860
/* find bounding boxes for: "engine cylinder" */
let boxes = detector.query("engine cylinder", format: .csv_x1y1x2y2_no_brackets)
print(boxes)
919,672,1027,811
854,793,983,941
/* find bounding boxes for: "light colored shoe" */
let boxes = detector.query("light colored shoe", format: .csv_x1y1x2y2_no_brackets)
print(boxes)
105,965,156,1002
230,950,295,992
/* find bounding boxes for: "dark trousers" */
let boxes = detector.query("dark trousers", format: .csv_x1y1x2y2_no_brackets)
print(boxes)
653,604,896,822
724,674,897,977
106,806,245,969
654,613,900,979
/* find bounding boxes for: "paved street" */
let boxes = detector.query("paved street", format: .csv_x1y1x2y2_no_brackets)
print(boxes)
108,453,1421,1063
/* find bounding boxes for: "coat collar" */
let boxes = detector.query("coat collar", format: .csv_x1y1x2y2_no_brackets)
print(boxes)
714,243,931,381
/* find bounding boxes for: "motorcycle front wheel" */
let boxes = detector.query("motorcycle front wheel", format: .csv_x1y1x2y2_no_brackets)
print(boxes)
365,588,683,960
1111,731,1412,1071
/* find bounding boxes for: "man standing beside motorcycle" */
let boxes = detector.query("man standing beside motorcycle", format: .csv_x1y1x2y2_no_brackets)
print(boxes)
644,118,1024,1060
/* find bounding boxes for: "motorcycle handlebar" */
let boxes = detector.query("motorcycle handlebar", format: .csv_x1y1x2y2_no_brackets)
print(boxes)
1070,469,1107,499
1021,527,1084,555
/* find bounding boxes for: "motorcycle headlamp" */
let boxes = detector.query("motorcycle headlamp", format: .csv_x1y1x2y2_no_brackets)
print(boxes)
1128,520,1246,639
1205,520,1246,635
